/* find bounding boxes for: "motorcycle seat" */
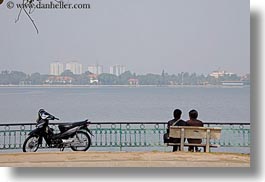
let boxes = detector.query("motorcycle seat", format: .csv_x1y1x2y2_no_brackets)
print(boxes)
58,120,88,129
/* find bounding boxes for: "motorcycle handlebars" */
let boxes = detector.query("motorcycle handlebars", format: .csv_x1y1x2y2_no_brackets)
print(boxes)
48,116,59,120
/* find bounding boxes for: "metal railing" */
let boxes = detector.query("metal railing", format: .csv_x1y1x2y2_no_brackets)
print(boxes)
0,122,250,152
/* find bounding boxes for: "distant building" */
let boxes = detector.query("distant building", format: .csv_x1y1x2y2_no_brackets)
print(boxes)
88,64,103,75
209,70,235,78
128,78,139,85
110,65,126,76
45,76,74,84
50,62,64,76
65,62,82,75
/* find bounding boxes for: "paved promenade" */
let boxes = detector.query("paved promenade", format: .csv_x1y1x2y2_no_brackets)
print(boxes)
0,151,250,167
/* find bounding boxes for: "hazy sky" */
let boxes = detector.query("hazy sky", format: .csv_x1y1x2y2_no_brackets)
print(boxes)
0,0,249,75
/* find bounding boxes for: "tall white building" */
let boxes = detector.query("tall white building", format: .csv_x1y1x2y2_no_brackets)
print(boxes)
110,65,126,76
88,64,103,75
65,62,83,75
50,62,64,76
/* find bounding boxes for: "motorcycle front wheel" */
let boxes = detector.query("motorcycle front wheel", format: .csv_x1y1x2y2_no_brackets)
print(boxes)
23,135,40,152
70,131,91,151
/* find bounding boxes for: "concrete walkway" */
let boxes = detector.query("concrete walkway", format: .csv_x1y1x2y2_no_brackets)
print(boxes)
0,151,250,167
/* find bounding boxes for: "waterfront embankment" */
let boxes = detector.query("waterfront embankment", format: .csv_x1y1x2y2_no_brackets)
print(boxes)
0,151,250,167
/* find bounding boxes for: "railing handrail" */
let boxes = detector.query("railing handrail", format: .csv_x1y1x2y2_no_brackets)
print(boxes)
0,121,250,126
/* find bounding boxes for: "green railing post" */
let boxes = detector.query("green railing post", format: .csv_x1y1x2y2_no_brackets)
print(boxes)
119,123,122,151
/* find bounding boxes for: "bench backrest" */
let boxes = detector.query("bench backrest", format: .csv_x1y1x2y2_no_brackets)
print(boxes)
169,126,221,139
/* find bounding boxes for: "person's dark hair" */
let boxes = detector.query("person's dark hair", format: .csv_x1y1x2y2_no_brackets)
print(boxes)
189,109,198,119
173,109,182,119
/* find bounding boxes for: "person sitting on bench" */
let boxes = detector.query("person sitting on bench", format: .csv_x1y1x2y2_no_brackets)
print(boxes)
164,109,187,152
186,109,204,152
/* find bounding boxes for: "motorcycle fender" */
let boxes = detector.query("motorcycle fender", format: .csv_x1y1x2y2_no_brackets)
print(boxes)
28,128,43,144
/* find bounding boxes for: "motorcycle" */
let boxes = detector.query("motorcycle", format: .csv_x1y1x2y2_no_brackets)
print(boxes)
22,109,93,152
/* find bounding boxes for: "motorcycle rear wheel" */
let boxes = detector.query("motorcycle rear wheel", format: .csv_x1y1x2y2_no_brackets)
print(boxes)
23,135,40,152
70,131,91,151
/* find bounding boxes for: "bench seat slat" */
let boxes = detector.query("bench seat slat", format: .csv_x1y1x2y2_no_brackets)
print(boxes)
166,143,220,148
167,126,222,152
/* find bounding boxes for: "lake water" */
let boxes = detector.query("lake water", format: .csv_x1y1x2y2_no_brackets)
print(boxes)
0,86,250,124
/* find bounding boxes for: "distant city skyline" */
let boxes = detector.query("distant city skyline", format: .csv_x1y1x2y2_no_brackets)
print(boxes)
48,61,247,76
0,0,249,75
50,62,127,76
1,60,249,76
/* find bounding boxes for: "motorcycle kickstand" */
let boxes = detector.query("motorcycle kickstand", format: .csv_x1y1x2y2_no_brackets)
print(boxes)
60,147,65,151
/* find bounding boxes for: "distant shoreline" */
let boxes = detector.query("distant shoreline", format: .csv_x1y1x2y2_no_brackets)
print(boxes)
0,84,250,88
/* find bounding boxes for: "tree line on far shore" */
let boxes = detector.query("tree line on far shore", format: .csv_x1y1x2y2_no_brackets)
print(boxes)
0,70,250,86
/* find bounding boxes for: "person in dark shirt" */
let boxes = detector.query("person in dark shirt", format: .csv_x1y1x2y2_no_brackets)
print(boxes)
164,109,187,152
186,109,204,152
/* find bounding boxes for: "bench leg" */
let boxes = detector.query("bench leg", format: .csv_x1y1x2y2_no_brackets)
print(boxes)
172,145,180,152
180,128,185,151
206,129,210,152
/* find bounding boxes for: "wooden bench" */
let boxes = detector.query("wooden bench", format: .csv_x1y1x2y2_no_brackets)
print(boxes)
167,126,222,152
